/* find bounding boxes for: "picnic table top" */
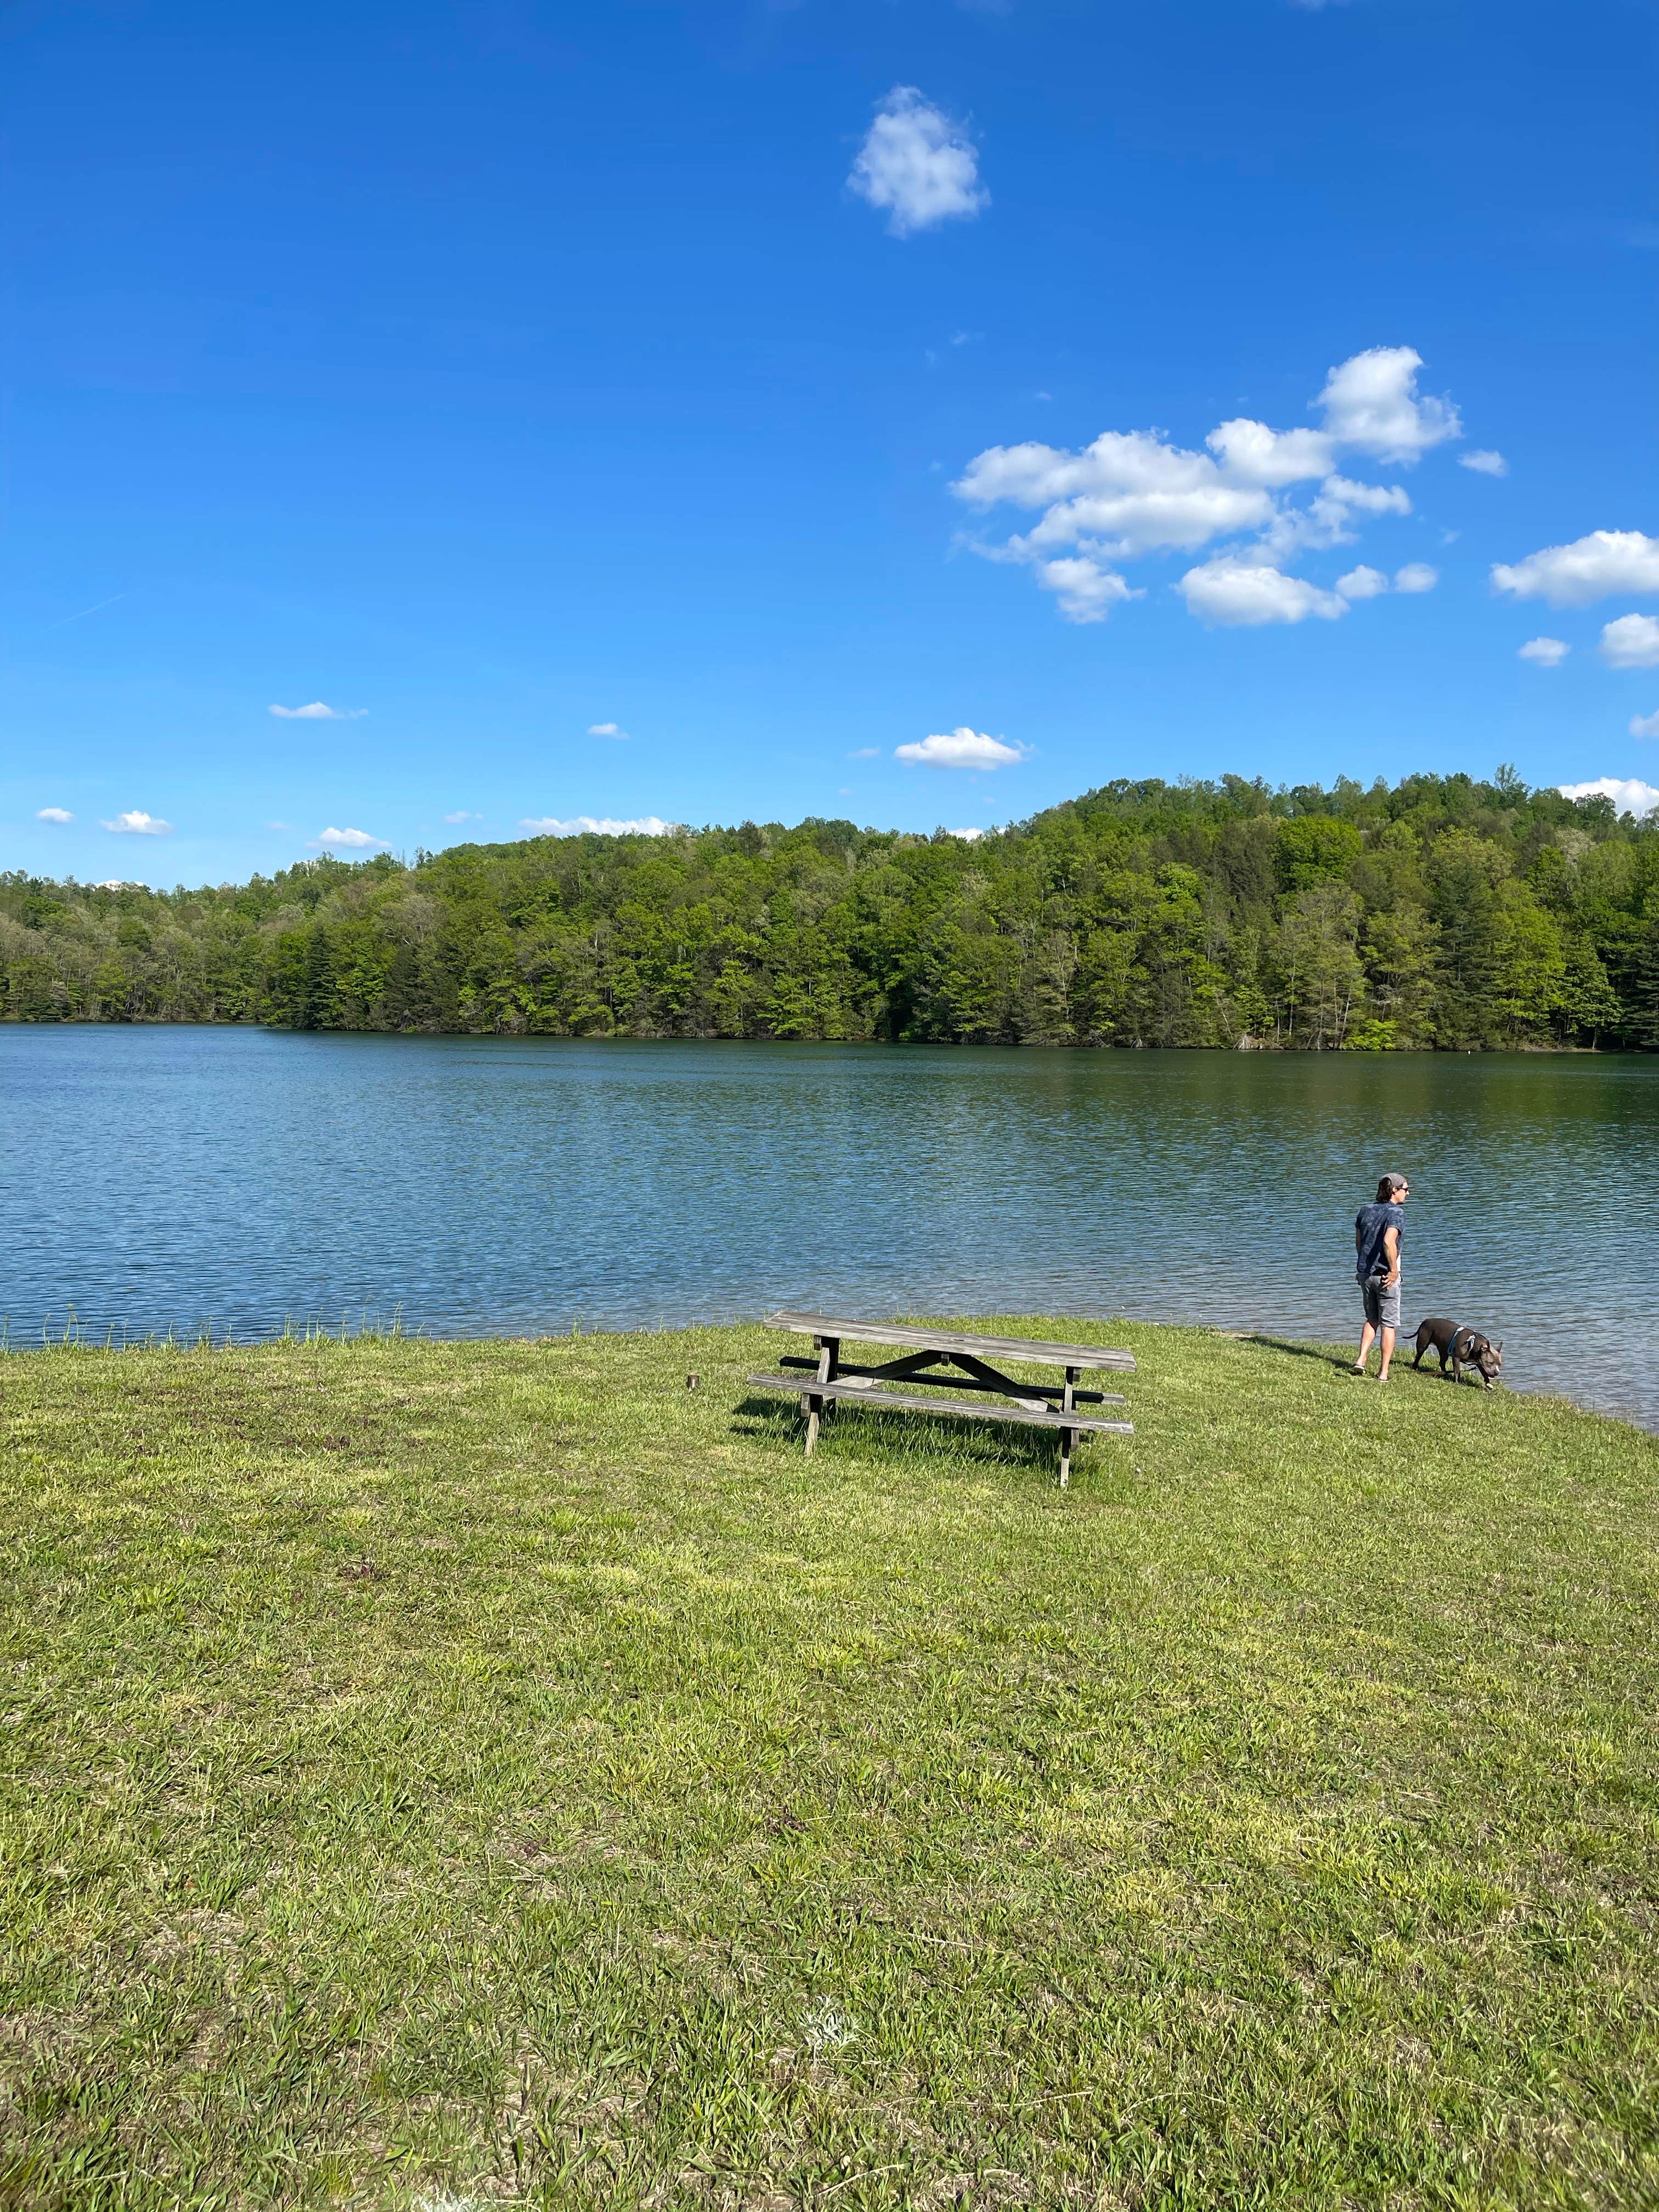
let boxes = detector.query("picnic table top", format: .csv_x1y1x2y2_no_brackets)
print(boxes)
764,1310,1137,1373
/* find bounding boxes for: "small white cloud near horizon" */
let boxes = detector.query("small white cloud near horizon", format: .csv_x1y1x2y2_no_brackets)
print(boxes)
269,701,367,720
1599,612,1659,668
1460,449,1509,476
1630,710,1659,739
947,826,985,839
101,810,172,835
1394,562,1438,593
1519,636,1570,667
313,826,386,850
895,727,1025,769
587,722,629,740
849,86,988,238
37,806,74,823
519,815,677,837
1335,565,1389,601
1493,530,1659,607
443,810,479,823
1559,776,1659,816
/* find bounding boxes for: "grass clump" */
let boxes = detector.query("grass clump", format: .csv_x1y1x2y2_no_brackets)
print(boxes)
0,1320,1655,2210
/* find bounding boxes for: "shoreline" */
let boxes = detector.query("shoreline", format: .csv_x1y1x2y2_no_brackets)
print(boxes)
2,1013,1644,1053
7,1313,1656,1439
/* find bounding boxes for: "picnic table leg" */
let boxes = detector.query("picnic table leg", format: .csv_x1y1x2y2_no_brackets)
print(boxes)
1058,1364,1079,1488
804,1335,838,1457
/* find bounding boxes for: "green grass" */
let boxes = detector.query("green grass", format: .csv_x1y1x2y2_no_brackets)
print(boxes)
1,1320,1656,2211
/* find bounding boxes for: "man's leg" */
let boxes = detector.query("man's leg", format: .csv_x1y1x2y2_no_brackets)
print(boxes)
1378,1323,1396,1381
1354,1320,1376,1374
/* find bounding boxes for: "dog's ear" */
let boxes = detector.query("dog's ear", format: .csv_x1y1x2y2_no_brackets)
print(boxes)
1496,1340,1503,1354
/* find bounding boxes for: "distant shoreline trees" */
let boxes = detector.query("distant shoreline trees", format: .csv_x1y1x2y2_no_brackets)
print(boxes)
4,771,1656,1051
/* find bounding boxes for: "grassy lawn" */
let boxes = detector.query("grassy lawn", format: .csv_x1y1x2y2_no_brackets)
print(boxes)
1,1320,1656,2211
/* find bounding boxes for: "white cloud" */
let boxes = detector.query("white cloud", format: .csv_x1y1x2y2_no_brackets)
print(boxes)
1599,612,1659,668
100,810,173,834
848,747,879,759
1256,478,1413,563
587,721,628,740
1492,530,1659,607
895,727,1025,769
518,816,677,836
269,702,366,720
1255,479,1412,563
1518,636,1569,667
1178,560,1346,626
1205,419,1334,486
266,819,296,830
955,430,1277,552
1630,711,1659,738
313,826,386,849
849,87,987,238
1335,565,1389,601
953,345,1456,628
947,826,985,839
36,806,74,823
1036,557,1141,623
1460,449,1508,477
1323,475,1413,516
442,810,478,823
1393,562,1438,593
1559,776,1659,816
1314,346,1460,462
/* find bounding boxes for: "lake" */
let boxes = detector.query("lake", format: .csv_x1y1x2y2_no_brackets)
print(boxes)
4,1025,1656,1430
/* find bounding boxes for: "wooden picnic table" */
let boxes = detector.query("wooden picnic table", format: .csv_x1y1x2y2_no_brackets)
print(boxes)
745,1309,1135,1487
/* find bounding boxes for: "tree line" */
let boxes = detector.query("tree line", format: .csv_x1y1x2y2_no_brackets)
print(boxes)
4,770,1657,1049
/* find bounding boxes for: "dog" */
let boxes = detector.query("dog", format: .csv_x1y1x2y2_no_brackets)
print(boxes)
1409,1318,1504,1390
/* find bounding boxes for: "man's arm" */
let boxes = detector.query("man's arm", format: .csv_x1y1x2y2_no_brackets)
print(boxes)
1383,1222,1400,1285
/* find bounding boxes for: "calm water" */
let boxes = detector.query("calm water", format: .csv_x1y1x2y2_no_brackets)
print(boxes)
4,1026,1657,1429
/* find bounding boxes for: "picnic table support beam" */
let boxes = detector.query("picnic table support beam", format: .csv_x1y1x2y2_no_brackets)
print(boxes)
777,1355,1122,1406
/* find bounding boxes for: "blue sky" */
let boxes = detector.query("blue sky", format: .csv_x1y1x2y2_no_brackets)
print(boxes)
4,0,1656,884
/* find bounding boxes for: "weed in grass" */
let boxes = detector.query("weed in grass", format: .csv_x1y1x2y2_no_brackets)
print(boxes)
0,1320,1655,2209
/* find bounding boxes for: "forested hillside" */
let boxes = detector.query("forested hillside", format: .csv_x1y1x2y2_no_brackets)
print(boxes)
5,771,1657,1049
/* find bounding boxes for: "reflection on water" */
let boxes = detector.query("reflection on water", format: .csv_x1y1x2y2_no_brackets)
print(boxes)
4,1026,1656,1429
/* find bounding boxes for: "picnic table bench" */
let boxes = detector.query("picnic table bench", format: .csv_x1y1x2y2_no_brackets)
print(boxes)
746,1310,1135,1487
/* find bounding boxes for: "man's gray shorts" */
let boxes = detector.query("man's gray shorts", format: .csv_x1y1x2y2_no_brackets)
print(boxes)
1361,1272,1402,1329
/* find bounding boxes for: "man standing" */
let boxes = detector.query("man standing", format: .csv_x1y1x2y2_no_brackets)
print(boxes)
1353,1171,1409,1380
